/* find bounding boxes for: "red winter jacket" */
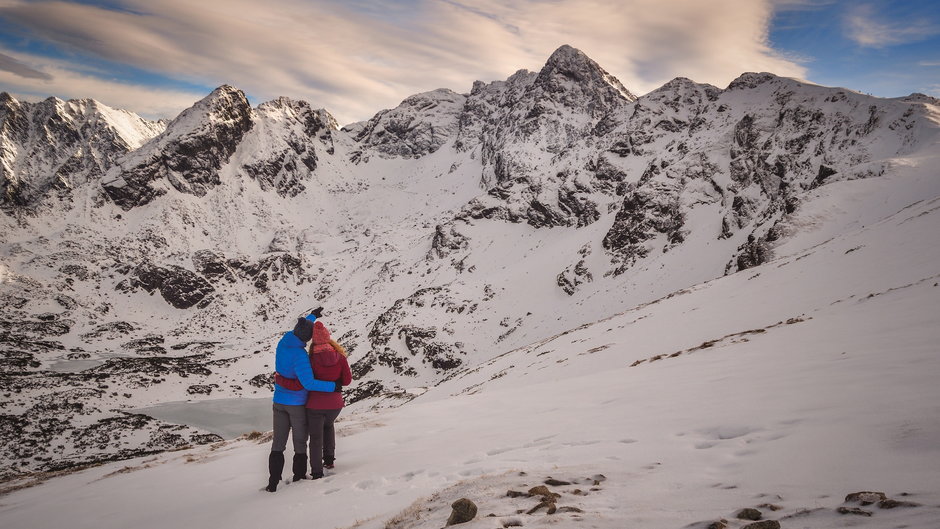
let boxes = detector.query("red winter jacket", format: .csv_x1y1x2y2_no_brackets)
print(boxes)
305,322,352,410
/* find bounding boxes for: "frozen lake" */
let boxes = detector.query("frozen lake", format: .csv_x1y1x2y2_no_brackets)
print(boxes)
135,397,272,439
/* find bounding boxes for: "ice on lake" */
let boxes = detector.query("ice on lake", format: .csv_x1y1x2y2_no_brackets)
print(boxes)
135,397,272,439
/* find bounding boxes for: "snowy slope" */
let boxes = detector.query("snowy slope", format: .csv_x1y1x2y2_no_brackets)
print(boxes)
1,157,938,528
1,44,939,484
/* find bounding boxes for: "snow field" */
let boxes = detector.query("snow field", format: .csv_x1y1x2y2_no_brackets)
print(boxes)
2,166,939,529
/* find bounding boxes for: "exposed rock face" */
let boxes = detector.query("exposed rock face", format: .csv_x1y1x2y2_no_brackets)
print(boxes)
351,88,467,161
117,263,215,309
0,92,164,211
603,182,685,275
356,287,470,382
454,46,636,229
531,44,637,119
103,85,253,209
429,223,470,260
242,97,337,197
557,245,593,295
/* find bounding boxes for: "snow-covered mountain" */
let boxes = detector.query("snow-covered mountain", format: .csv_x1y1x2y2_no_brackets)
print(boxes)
0,93,165,212
1,43,939,494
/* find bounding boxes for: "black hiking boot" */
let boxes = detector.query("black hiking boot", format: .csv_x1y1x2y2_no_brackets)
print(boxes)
324,456,335,470
292,453,308,482
266,451,285,492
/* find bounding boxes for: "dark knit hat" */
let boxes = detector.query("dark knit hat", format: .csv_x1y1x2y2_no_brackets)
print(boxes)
293,317,314,342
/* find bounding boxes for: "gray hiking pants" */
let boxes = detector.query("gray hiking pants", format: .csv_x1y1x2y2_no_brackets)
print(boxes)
306,408,341,475
271,403,307,454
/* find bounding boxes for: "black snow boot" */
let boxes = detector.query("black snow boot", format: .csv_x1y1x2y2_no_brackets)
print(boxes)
266,451,285,492
292,453,308,482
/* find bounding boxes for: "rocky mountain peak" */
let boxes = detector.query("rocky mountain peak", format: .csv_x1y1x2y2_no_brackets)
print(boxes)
103,85,254,209
0,92,23,126
726,72,782,91
351,88,467,160
257,96,331,127
241,96,340,197
901,92,940,105
654,76,718,94
168,85,252,135
640,76,722,110
535,44,637,104
206,84,244,102
541,44,615,75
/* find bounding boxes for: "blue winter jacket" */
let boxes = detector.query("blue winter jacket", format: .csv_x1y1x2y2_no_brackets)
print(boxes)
272,317,336,405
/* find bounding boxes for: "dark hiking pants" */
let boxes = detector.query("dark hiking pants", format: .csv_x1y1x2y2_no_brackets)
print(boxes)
272,403,307,454
306,408,341,475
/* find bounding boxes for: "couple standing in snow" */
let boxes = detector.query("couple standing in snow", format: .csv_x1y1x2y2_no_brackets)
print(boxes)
265,308,353,492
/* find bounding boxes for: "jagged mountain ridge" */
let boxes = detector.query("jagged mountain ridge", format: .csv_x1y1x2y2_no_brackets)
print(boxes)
0,93,165,210
1,45,939,478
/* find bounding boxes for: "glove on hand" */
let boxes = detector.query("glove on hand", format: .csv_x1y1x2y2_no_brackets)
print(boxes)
310,306,324,318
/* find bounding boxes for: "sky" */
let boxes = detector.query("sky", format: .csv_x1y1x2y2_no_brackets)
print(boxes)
0,0,938,125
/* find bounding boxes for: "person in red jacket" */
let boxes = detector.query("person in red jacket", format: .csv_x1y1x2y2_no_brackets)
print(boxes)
305,321,353,478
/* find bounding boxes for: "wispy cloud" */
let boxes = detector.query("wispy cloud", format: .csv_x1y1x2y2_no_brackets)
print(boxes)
0,51,52,80
0,0,807,123
0,48,207,117
771,0,837,11
845,4,940,48
919,60,940,67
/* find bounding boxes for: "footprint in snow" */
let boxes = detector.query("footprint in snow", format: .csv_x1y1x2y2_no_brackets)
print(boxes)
563,440,601,447
698,425,761,441
400,470,424,481
487,447,515,456
355,479,376,490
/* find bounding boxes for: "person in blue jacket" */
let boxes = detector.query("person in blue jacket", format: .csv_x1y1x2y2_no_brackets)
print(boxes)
266,307,341,492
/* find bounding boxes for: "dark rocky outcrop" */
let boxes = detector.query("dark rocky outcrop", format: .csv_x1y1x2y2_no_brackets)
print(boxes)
359,288,468,377
736,508,762,521
740,521,779,529
243,98,336,197
117,263,215,309
429,223,469,260
603,182,685,275
557,245,593,295
844,491,887,505
837,506,872,516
